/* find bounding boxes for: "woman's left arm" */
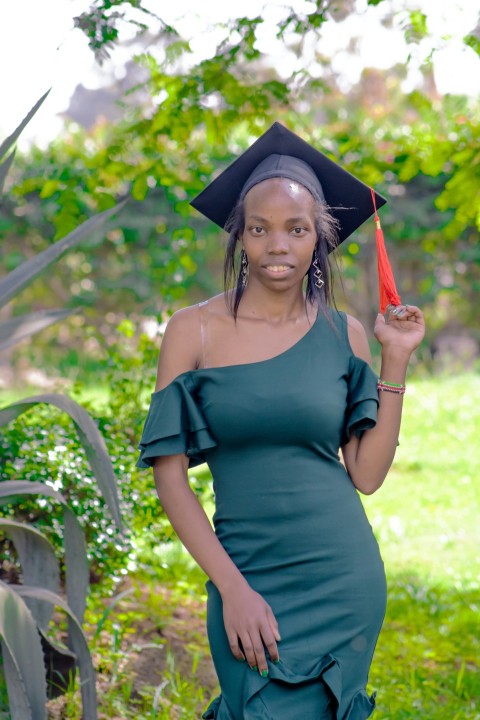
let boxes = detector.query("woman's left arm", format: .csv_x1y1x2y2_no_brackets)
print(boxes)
342,305,425,495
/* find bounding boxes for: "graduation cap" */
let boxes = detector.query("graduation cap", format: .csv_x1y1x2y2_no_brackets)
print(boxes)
190,122,401,312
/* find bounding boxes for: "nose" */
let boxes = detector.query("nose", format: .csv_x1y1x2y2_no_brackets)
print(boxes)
267,230,289,254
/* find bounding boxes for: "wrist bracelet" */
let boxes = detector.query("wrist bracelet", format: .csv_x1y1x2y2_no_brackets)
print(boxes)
377,378,406,395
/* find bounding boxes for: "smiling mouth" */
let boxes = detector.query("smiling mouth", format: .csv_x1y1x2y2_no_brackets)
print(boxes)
264,265,293,273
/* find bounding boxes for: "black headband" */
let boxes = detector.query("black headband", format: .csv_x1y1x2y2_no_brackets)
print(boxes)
239,154,325,203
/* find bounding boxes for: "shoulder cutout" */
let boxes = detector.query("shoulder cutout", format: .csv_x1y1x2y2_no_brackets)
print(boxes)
155,305,202,391
346,313,372,366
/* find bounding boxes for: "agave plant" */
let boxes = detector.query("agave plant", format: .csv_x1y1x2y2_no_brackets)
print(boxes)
0,94,126,719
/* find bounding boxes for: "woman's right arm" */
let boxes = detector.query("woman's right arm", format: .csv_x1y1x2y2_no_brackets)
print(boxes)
150,307,281,674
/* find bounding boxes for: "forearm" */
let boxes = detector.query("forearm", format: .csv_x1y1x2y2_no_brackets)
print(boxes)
349,348,410,493
153,465,248,597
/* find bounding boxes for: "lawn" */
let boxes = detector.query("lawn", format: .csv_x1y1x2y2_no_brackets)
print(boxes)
362,373,480,719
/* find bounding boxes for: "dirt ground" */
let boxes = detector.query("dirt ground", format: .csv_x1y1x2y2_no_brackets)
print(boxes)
45,581,218,719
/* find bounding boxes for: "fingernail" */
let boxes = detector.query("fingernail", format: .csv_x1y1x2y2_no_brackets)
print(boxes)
237,657,246,662
273,658,280,664
250,665,258,671
260,669,269,677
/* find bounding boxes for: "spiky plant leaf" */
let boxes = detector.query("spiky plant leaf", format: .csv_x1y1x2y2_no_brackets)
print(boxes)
0,199,126,309
12,585,97,720
63,503,90,624
0,519,60,629
0,308,73,352
0,396,123,532
1,642,35,720
0,481,89,625
0,90,50,161
0,149,16,194
0,581,47,720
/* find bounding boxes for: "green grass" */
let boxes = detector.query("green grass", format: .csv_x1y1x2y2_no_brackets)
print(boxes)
364,373,480,588
361,373,480,719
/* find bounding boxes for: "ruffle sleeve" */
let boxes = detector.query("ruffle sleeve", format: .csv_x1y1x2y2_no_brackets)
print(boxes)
342,355,379,445
136,373,217,469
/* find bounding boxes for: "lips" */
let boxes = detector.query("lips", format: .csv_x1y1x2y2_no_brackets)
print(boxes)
263,264,294,274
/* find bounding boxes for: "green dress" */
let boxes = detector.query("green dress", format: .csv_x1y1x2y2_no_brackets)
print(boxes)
137,308,386,720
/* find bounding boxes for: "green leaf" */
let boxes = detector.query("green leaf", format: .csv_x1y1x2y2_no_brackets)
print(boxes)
0,580,47,720
12,585,97,720
39,179,60,199
0,199,127,309
0,520,60,630
404,10,428,44
0,481,89,626
0,309,74,353
464,33,480,58
0,90,50,161
132,174,148,200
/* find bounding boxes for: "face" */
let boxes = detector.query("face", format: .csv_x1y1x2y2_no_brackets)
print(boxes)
241,177,317,289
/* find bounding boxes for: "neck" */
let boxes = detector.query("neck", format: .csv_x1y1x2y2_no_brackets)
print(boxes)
236,281,312,323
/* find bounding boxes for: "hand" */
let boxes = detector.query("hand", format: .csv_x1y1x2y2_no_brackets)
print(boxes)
222,581,281,676
374,304,425,356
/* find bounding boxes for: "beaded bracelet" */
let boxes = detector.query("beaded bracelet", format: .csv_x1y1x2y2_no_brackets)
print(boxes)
377,379,406,395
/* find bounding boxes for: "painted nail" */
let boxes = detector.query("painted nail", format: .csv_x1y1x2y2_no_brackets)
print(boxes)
250,665,258,671
237,657,246,662
260,669,269,677
273,658,280,664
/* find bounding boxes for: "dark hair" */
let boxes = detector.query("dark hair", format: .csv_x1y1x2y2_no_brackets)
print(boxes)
223,196,340,320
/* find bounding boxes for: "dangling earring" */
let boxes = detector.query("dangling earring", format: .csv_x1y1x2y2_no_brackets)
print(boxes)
312,254,324,289
241,249,249,288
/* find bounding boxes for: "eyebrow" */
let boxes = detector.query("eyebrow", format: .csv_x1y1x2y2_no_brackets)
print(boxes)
247,214,311,224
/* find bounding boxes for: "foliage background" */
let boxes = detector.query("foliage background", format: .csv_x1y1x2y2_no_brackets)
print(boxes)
1,0,479,717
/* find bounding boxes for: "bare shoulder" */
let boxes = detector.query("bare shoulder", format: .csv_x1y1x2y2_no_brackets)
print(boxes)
345,313,372,365
154,304,203,391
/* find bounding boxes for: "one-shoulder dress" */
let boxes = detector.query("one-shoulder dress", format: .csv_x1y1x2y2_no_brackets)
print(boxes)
137,308,387,720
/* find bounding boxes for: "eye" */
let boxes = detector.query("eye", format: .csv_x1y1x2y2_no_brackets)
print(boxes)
250,226,264,235
292,226,307,235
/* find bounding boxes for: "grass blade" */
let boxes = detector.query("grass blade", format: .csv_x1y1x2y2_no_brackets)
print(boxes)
93,587,134,640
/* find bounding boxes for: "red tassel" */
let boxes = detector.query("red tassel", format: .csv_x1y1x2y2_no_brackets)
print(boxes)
370,188,401,313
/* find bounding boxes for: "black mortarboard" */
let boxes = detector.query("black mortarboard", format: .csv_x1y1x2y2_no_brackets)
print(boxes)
190,121,387,248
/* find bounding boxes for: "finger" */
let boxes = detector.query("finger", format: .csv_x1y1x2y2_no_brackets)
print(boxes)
226,629,246,663
239,634,257,670
261,620,280,663
266,607,282,643
404,305,425,323
250,631,269,676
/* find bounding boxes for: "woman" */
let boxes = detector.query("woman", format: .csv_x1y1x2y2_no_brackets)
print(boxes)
137,123,425,719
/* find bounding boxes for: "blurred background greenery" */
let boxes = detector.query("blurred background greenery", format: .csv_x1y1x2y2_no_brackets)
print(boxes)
1,1,479,718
